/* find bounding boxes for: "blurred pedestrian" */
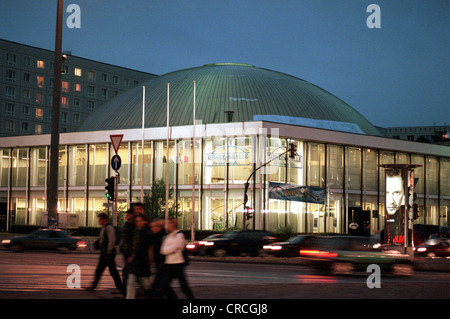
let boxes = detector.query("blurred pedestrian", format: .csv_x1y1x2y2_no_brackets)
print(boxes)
147,218,166,298
160,217,194,299
119,209,135,295
85,213,124,294
126,214,152,299
133,202,145,216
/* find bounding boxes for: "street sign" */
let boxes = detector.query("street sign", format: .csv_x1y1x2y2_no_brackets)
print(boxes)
111,154,122,171
110,134,123,154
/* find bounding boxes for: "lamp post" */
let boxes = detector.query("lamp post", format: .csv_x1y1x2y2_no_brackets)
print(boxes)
47,0,64,228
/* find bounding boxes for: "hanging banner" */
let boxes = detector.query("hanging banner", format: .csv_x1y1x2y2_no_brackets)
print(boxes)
268,182,326,204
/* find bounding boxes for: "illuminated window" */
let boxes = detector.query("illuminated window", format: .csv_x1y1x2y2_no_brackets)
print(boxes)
37,76,45,88
74,68,82,77
36,92,43,104
37,60,45,69
61,96,68,107
35,124,42,134
62,81,69,93
74,83,81,92
35,108,43,120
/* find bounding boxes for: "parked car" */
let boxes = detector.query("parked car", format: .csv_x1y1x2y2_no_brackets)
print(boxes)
299,236,413,276
185,234,224,255
1,229,87,253
199,230,277,257
263,235,316,257
414,238,450,257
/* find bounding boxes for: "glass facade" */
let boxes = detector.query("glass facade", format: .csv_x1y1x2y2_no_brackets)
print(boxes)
0,131,449,233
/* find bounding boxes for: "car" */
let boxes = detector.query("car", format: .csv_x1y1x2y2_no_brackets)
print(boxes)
414,238,450,258
1,228,87,253
185,234,224,255
263,235,316,257
199,230,277,257
299,236,413,276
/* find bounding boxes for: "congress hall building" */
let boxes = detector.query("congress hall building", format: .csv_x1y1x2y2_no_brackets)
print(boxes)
0,63,448,234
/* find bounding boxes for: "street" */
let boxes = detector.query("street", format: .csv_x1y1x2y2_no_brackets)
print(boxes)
0,250,449,299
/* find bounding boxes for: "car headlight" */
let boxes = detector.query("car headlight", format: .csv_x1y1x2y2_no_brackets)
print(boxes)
417,247,427,252
263,245,282,250
2,239,11,244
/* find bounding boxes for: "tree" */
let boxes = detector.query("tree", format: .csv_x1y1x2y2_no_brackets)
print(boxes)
143,179,179,220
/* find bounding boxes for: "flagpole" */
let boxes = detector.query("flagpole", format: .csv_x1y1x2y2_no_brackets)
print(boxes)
165,83,170,224
141,86,145,203
191,81,196,241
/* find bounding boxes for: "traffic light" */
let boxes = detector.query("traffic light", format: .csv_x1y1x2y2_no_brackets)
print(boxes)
61,54,68,74
105,177,115,201
413,203,419,220
411,178,419,220
289,142,296,159
244,206,253,220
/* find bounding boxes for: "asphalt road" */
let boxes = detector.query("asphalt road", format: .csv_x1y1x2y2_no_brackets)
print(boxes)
0,250,449,300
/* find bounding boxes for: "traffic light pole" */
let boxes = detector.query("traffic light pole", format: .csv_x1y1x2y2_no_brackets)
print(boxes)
113,172,120,227
243,143,296,229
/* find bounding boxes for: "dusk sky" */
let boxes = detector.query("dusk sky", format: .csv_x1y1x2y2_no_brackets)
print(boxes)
1,0,448,128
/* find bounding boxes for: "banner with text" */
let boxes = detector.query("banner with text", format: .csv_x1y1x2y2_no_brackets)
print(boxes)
268,182,326,204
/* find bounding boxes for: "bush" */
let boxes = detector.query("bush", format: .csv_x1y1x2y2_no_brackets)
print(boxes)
275,225,295,241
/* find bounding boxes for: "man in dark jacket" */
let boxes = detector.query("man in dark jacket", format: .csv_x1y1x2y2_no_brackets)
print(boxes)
119,209,135,294
85,213,124,294
126,214,152,299
148,218,166,298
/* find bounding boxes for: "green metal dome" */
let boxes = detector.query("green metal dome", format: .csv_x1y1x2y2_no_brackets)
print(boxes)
76,63,381,136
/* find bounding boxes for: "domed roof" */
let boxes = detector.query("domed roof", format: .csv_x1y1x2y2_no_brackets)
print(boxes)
76,63,381,136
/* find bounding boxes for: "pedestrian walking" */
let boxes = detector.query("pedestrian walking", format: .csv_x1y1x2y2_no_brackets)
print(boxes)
133,202,145,216
160,217,195,299
119,209,135,294
126,214,152,299
85,213,124,294
147,218,166,298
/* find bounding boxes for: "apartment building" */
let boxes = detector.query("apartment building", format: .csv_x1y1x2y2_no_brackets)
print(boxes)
0,39,156,137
